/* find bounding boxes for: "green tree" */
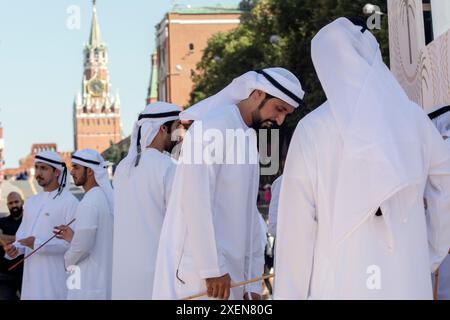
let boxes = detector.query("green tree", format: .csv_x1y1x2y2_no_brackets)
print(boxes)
105,141,121,165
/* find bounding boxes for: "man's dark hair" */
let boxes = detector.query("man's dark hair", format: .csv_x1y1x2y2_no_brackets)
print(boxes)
163,120,176,134
258,93,275,110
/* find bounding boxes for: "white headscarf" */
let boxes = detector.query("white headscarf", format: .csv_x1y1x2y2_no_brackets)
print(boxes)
312,18,430,245
122,102,181,172
34,150,69,198
72,149,114,216
180,67,304,121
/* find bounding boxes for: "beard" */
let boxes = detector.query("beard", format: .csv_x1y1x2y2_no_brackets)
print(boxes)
10,206,23,218
250,109,280,131
250,98,281,130
164,140,178,154
74,170,87,187
36,176,47,187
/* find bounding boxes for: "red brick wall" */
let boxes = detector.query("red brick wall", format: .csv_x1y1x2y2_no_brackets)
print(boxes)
75,116,121,153
160,13,240,108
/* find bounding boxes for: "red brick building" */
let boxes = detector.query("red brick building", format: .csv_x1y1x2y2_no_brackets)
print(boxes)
154,6,242,108
73,2,121,153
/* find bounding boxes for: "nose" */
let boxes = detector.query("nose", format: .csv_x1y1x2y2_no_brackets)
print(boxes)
276,114,286,126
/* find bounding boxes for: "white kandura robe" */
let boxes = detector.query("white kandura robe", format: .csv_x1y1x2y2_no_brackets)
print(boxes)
112,148,175,300
274,18,450,300
268,176,282,237
8,190,78,300
273,102,450,299
153,104,265,300
430,119,450,300
65,187,113,300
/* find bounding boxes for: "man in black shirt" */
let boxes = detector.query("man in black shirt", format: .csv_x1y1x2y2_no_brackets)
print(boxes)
0,192,24,300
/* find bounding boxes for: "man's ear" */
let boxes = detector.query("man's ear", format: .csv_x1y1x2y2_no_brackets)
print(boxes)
87,167,95,177
251,90,269,103
250,89,264,99
160,124,168,133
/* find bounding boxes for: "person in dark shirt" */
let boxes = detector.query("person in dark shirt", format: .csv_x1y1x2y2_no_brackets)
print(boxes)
0,192,24,300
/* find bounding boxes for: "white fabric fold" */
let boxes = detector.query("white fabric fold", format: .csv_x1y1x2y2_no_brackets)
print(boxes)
311,17,429,244
180,68,304,121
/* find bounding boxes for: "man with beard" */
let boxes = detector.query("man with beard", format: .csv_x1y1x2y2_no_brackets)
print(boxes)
111,102,183,299
0,192,25,300
153,68,304,300
55,149,113,300
4,151,78,299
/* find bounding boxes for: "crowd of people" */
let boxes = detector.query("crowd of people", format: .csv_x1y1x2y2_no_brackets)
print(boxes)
0,18,449,300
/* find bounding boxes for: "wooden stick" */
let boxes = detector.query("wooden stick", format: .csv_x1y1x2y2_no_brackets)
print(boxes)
434,268,439,301
434,252,450,301
7,218,76,272
182,274,274,300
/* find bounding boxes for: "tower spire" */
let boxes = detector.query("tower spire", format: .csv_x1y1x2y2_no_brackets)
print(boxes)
89,0,102,47
147,51,158,104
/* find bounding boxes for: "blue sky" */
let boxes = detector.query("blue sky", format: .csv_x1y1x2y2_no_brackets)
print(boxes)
0,0,240,167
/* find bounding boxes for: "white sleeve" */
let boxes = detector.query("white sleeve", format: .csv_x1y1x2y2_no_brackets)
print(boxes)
64,203,98,268
65,197,79,223
34,236,70,255
163,163,176,215
268,176,282,237
5,203,29,259
244,212,266,295
15,200,29,242
180,124,226,279
273,123,318,300
425,126,450,273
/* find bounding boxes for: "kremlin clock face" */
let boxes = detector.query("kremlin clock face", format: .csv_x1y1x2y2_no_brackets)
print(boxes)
88,79,105,96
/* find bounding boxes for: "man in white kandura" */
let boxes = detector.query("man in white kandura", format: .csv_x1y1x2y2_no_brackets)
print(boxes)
428,105,450,300
55,149,114,300
153,68,304,300
4,151,79,300
274,18,450,299
112,102,182,299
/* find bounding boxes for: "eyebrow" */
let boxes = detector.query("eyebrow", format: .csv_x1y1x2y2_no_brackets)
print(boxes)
279,105,290,113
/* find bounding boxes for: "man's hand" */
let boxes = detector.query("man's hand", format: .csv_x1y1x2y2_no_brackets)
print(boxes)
4,243,19,259
18,236,35,250
0,234,15,244
243,292,262,300
54,225,74,243
205,273,231,300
